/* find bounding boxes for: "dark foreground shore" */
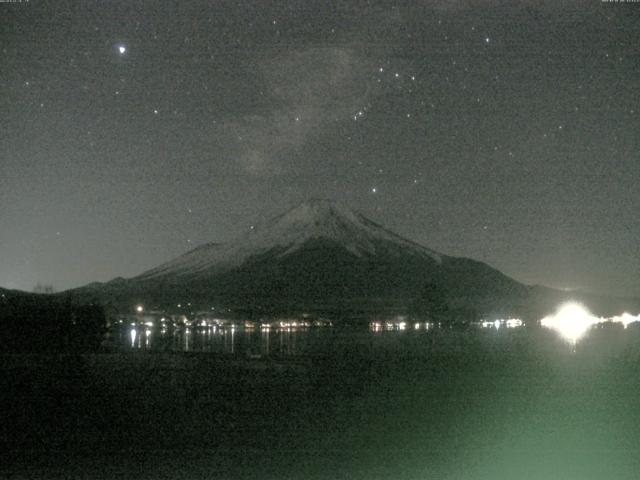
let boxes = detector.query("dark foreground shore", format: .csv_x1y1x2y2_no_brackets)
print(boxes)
3,329,640,479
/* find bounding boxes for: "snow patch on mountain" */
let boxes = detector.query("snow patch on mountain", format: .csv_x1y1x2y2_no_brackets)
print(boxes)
136,199,442,280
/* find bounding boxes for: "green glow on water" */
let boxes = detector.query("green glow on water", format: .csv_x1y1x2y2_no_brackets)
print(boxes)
4,326,640,479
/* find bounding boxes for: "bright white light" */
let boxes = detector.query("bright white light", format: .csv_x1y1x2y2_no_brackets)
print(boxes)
506,318,522,328
136,305,143,313
540,303,595,343
130,328,137,347
118,45,126,54
541,305,640,342
611,312,640,329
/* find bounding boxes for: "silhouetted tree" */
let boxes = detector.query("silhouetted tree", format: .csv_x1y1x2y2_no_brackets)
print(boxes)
0,295,106,353
33,283,55,294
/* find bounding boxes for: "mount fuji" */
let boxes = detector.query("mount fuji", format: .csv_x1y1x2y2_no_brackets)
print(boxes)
138,199,444,281
70,199,538,319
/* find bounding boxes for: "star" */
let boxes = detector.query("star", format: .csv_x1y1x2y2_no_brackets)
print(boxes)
371,187,377,194
118,45,126,55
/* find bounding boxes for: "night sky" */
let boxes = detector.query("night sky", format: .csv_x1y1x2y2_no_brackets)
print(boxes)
1,1,639,297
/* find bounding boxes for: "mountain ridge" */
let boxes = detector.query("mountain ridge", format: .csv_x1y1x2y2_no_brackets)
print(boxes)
135,199,442,282
60,200,640,320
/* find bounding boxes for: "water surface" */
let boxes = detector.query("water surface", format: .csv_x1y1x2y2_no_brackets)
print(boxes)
4,323,640,479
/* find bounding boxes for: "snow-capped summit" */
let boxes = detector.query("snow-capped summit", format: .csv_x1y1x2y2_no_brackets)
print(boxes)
64,200,640,319
66,199,549,317
136,199,442,281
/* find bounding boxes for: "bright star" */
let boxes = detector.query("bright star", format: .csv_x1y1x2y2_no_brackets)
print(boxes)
118,45,126,54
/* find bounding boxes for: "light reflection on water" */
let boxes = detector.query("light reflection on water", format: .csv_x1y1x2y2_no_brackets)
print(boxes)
111,311,640,357
115,320,524,357
115,324,334,356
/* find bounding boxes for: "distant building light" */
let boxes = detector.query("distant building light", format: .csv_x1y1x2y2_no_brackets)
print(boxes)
506,318,522,328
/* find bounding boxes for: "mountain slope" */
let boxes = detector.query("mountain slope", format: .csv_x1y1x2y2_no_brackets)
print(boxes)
65,199,536,318
135,199,442,282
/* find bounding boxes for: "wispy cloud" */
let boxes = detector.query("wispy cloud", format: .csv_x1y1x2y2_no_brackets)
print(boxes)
226,46,376,176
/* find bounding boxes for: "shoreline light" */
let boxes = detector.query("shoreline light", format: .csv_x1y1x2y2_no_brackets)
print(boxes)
540,303,640,343
611,312,640,329
540,303,594,343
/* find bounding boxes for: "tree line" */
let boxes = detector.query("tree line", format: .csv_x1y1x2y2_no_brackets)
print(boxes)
0,293,106,353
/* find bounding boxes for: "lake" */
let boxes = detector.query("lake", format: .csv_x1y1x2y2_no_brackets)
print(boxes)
3,322,640,479
108,319,523,356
